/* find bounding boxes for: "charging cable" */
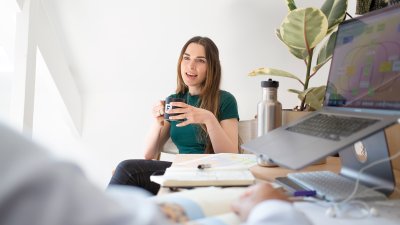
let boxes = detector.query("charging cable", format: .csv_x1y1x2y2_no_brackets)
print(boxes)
325,150,400,218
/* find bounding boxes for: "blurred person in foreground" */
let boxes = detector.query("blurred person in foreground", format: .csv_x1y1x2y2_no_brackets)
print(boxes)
0,122,311,225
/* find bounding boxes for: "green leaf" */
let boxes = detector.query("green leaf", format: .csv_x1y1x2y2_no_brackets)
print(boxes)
288,46,309,60
313,31,337,73
276,29,308,60
299,86,326,110
320,0,348,34
298,86,318,100
280,8,329,50
288,89,302,95
248,68,304,86
285,0,297,11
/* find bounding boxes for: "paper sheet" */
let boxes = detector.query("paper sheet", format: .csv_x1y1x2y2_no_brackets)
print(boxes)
172,153,257,170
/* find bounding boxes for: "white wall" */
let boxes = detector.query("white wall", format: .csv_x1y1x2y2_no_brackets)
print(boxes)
0,0,18,123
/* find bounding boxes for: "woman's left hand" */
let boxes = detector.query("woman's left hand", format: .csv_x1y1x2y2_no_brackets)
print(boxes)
167,102,214,127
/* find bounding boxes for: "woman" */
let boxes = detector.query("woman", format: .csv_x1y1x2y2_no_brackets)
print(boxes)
109,36,240,194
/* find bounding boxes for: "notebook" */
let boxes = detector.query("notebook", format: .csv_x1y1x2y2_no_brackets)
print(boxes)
150,167,255,188
150,153,257,187
242,5,400,170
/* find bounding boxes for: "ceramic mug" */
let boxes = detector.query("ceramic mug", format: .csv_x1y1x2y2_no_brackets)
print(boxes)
164,97,186,121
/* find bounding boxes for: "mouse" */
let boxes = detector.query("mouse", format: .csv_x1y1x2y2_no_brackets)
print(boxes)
257,154,278,167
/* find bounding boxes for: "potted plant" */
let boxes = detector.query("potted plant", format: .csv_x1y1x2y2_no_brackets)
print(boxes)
249,0,348,112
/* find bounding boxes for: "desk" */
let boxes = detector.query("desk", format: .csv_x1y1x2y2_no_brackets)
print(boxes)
170,154,400,199
161,154,400,225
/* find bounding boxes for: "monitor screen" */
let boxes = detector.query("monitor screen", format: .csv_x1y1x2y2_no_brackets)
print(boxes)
325,6,400,110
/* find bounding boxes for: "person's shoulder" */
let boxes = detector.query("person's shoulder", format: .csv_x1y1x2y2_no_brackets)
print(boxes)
168,93,185,99
218,90,239,120
168,92,187,98
219,90,236,101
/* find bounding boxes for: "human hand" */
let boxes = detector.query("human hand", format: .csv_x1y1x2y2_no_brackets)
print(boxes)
152,100,165,126
167,101,214,127
231,183,290,221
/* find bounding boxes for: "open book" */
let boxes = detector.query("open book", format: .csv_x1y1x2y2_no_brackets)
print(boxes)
150,153,257,187
151,187,246,225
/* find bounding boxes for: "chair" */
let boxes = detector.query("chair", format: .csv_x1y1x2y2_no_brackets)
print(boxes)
158,119,258,160
238,119,258,152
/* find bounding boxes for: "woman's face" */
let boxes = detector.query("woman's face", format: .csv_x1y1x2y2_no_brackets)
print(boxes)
180,43,207,94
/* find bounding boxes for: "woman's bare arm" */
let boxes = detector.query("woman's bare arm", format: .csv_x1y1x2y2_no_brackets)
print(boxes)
143,122,170,160
205,117,238,153
143,100,171,160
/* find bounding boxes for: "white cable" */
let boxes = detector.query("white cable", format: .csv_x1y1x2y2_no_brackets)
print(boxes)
325,149,400,218
357,184,400,199
340,150,400,205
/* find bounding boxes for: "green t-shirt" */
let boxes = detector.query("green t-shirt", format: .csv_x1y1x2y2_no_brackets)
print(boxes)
168,90,239,154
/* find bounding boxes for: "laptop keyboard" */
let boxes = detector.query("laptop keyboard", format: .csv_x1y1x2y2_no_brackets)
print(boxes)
286,114,378,141
287,171,387,202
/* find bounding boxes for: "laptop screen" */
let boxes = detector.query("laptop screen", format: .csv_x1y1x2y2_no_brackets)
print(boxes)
324,6,400,110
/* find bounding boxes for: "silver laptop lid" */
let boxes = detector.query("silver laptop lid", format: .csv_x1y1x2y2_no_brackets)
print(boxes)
324,5,400,115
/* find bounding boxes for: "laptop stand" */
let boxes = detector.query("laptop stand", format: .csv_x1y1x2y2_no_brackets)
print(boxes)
338,130,395,196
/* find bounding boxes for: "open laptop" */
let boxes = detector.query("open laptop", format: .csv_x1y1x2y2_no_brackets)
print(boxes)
242,5,400,170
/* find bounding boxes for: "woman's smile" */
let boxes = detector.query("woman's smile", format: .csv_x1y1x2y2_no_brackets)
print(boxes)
185,72,198,79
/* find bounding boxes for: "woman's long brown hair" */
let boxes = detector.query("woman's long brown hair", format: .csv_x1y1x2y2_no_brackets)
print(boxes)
176,36,221,154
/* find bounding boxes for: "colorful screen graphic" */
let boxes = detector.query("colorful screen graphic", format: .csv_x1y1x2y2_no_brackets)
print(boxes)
325,7,400,110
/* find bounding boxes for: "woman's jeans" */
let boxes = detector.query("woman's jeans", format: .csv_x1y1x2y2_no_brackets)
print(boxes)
108,160,172,195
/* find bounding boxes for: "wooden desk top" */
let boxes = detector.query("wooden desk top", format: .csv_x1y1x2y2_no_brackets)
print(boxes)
249,157,340,182
172,154,400,199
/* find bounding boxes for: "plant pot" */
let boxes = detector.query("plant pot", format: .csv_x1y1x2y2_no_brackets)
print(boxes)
281,109,312,126
281,109,327,165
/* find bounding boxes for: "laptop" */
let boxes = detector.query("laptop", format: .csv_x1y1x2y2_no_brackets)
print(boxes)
242,5,400,170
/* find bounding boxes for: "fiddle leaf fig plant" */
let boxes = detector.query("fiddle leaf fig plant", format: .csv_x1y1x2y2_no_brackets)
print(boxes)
250,0,348,111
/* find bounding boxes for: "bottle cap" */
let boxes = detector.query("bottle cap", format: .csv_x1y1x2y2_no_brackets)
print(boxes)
261,79,279,88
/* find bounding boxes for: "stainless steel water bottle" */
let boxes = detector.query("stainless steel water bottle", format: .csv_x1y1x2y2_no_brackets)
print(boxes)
257,79,282,136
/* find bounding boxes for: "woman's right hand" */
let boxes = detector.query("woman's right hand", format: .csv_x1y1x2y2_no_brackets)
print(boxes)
152,100,165,126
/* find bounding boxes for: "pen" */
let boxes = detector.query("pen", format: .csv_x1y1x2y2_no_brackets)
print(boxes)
197,164,212,169
293,190,317,197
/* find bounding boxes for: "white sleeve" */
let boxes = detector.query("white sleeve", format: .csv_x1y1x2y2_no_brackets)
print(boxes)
0,123,171,225
106,185,170,225
245,200,313,225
